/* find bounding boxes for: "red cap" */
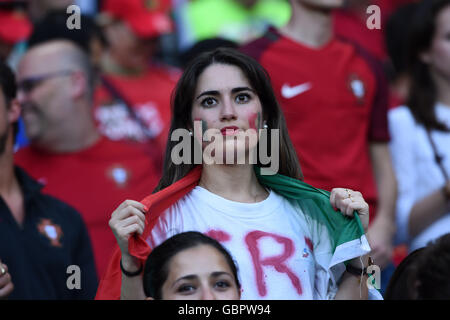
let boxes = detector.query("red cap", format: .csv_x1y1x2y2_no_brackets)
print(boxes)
0,4,32,44
103,0,173,38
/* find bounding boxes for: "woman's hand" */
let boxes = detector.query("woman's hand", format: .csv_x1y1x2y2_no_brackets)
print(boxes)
109,200,147,264
366,216,394,269
0,261,14,299
329,188,370,232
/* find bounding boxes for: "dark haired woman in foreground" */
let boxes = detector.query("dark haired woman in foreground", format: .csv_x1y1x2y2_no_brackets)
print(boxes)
143,231,240,300
97,48,373,300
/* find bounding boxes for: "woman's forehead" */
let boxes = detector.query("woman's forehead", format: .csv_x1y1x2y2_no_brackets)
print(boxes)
195,63,252,93
168,245,231,274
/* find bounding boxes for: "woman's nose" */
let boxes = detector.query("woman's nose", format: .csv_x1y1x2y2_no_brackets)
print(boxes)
219,98,237,122
199,287,216,300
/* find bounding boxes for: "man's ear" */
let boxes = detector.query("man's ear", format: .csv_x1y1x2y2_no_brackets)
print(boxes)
8,98,21,124
70,71,88,99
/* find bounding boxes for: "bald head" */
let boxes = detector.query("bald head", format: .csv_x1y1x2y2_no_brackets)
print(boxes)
16,40,99,152
20,40,94,99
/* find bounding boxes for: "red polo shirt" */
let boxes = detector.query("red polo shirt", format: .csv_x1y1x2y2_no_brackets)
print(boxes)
242,27,390,217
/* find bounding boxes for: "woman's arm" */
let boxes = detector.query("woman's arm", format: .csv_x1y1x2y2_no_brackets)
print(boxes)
388,107,419,243
109,200,147,300
367,143,397,269
120,254,146,300
334,255,370,300
409,182,450,237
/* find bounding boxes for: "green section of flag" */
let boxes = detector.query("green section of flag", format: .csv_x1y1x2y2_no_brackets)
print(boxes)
255,166,366,254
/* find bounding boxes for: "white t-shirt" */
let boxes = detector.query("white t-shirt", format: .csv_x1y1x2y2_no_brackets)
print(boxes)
147,186,341,300
388,104,450,251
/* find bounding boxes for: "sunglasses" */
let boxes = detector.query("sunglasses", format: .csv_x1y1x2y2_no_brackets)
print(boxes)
17,70,74,94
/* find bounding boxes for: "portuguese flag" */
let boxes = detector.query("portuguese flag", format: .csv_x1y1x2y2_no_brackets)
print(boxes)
95,165,370,300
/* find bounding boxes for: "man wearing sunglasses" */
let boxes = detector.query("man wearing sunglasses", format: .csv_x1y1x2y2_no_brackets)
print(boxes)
0,60,98,299
13,40,162,278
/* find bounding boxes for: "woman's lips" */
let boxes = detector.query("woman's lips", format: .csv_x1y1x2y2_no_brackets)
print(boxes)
220,126,240,135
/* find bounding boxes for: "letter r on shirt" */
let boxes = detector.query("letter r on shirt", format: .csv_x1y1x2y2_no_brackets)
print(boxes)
245,231,302,297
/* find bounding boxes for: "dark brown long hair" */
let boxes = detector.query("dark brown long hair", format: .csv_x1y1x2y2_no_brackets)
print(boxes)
407,0,450,131
153,48,302,192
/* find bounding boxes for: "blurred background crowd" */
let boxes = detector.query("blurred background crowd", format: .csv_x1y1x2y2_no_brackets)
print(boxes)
1,0,450,299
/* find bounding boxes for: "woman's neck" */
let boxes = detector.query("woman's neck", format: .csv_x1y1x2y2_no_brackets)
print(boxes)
433,71,450,107
280,2,334,48
199,164,269,203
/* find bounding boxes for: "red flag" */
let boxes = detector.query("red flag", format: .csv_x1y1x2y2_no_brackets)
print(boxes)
95,166,202,300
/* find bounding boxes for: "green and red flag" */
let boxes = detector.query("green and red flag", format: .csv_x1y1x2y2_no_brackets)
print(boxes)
95,165,370,300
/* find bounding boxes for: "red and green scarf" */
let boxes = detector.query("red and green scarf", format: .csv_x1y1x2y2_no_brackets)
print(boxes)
95,166,369,300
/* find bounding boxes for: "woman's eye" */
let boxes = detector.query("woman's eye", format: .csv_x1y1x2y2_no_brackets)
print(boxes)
178,284,196,293
235,93,250,104
201,97,217,107
214,281,230,289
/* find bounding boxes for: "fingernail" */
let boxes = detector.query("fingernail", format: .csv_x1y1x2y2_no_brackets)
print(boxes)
143,205,149,212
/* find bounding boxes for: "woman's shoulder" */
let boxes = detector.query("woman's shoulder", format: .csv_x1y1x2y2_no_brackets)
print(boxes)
388,105,416,125
388,105,421,139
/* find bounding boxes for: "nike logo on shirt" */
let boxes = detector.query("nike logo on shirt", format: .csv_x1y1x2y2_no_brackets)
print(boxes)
281,82,312,99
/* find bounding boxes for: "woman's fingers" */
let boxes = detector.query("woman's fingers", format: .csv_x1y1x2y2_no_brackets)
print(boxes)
110,201,146,229
109,200,147,255
118,214,145,234
116,205,145,225
112,200,146,220
345,200,367,217
121,223,144,237
330,188,369,231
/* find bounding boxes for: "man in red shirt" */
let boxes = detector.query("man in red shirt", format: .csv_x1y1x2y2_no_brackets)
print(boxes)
14,40,161,277
332,0,419,65
95,0,178,156
333,0,387,63
242,0,397,269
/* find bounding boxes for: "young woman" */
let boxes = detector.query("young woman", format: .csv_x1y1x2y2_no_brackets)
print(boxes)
143,231,241,300
97,48,372,300
388,0,450,252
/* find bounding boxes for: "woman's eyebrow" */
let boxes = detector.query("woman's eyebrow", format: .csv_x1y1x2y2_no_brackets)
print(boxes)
196,90,219,100
231,87,254,94
172,274,198,288
196,87,254,100
211,271,233,278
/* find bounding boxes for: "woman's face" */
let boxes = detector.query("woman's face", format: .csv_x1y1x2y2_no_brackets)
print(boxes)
191,63,263,164
423,5,450,80
160,245,240,300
